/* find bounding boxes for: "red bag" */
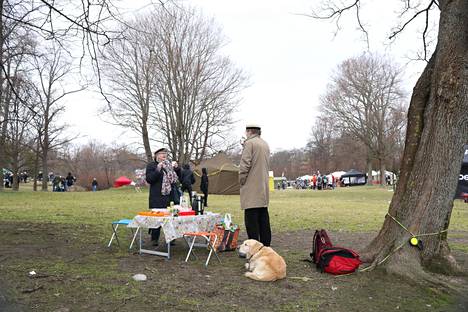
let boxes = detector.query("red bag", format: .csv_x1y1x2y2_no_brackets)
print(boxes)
310,229,333,264
317,247,362,275
309,229,361,275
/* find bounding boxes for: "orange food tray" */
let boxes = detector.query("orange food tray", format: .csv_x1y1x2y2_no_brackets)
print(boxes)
138,211,170,217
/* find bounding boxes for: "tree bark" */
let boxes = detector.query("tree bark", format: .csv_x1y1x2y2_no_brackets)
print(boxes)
32,140,40,192
12,171,19,191
380,161,386,187
366,152,373,185
141,120,152,163
0,0,4,192
33,159,38,191
41,129,49,191
362,0,468,278
11,149,19,191
41,152,48,191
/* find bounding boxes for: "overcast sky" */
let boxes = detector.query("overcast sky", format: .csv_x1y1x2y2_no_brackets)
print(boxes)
64,0,435,153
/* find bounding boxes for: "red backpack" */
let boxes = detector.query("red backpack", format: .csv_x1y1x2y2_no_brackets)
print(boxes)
310,229,361,275
311,229,333,264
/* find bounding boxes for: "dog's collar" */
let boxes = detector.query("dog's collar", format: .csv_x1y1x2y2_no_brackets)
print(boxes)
247,245,264,262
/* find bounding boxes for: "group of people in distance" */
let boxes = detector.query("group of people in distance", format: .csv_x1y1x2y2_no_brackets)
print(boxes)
52,172,76,192
295,172,337,190
3,172,31,188
145,124,271,249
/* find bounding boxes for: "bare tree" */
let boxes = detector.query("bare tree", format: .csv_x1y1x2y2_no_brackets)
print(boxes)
320,54,406,185
149,4,246,164
306,118,336,173
100,18,157,162
31,44,83,191
100,5,245,164
0,0,128,191
5,76,36,191
312,0,468,282
59,141,145,190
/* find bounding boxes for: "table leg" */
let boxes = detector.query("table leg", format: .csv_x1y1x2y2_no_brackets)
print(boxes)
167,240,171,260
139,226,142,255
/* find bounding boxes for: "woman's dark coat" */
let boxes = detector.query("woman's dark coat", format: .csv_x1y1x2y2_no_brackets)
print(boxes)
146,161,181,208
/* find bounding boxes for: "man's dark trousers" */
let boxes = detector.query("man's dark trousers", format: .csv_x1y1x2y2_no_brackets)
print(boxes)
182,185,193,202
244,207,271,246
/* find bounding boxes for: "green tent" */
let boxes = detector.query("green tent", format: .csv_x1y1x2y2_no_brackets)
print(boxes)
193,153,240,195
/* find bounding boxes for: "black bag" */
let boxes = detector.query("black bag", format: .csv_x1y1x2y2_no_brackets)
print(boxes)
170,183,181,204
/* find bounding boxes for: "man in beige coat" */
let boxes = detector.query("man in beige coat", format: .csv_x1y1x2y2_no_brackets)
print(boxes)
239,124,271,246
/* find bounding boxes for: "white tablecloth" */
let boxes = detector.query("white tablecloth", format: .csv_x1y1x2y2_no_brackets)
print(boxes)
128,213,221,243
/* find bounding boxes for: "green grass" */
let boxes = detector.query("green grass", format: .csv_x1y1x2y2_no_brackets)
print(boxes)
1,185,467,311
1,185,467,233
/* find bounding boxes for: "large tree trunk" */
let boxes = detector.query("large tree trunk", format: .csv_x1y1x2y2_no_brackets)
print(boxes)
380,161,386,187
141,121,152,163
41,106,50,191
32,141,40,192
12,172,19,191
366,153,373,186
362,0,468,279
12,154,19,191
0,0,4,192
0,88,8,193
41,153,48,191
41,132,49,191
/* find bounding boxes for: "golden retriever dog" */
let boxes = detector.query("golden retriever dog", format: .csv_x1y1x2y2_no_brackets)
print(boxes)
238,239,286,282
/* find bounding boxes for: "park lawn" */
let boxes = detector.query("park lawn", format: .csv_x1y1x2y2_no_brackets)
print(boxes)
0,185,467,311
1,185,467,233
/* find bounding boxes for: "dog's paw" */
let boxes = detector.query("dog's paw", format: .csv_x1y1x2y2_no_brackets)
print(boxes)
245,271,261,281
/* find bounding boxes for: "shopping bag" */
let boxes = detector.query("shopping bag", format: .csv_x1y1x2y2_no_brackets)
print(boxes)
211,224,239,252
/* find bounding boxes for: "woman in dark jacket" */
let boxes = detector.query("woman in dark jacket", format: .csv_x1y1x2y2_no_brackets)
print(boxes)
200,167,209,207
145,148,181,245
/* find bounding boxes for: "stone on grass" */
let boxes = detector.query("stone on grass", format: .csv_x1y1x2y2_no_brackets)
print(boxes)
132,274,147,282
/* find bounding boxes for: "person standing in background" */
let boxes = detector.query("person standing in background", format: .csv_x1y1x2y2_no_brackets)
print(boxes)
180,164,196,203
239,124,271,246
92,178,98,192
65,172,75,191
200,167,209,207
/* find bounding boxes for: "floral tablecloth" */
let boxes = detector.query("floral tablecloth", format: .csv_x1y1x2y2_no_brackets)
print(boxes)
128,213,221,243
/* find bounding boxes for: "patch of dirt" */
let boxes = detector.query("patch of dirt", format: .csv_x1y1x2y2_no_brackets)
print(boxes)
1,221,467,311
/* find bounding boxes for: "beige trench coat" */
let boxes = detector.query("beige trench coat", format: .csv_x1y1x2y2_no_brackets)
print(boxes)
239,134,270,210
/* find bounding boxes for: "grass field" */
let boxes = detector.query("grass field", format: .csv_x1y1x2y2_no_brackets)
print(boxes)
1,185,467,311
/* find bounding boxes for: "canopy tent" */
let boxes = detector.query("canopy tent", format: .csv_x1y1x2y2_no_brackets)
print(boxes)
331,171,347,179
371,170,397,184
193,152,240,195
340,169,367,186
113,176,133,188
456,145,468,198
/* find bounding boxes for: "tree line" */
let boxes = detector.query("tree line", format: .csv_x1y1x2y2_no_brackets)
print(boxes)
0,1,245,191
266,54,407,183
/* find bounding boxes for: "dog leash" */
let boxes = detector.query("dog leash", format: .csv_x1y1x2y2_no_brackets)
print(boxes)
247,246,265,262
